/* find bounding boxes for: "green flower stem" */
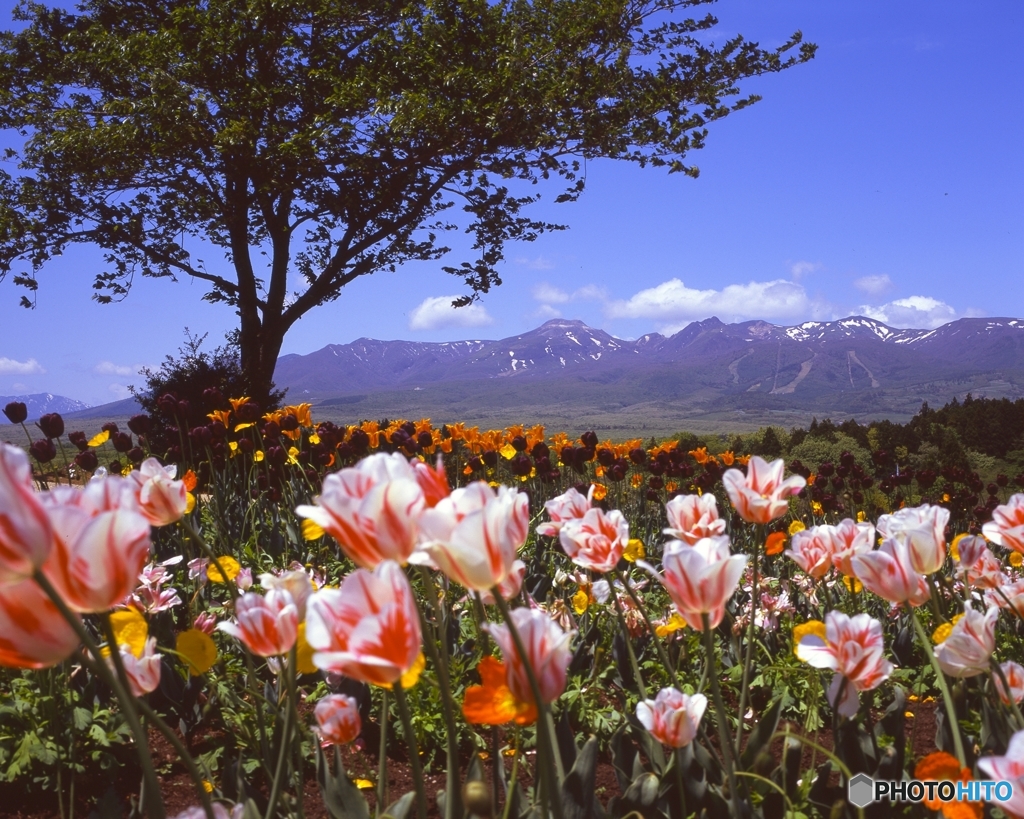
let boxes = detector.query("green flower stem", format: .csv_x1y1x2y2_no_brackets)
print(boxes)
673,746,688,819
288,645,306,819
910,608,966,766
392,683,428,819
701,612,741,818
263,652,296,819
490,590,565,819
377,689,389,817
414,566,462,819
182,520,271,764
735,527,761,757
606,580,647,699
613,570,679,687
31,571,166,819
501,727,522,819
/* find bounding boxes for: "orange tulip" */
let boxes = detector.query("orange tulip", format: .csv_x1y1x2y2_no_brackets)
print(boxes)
0,575,81,669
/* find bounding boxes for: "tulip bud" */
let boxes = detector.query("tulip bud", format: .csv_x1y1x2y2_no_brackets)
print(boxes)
2,401,27,425
463,781,493,818
113,432,133,452
37,413,64,439
127,414,151,436
68,430,88,451
236,401,261,423
75,450,99,472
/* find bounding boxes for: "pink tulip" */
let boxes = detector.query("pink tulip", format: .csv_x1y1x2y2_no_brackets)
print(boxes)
193,612,217,635
0,575,81,669
558,508,629,573
412,455,450,508
296,453,425,569
116,636,162,696
479,559,527,605
217,589,298,658
934,604,998,678
416,483,529,593
989,579,1024,619
850,537,930,606
43,503,153,613
663,494,726,545
995,661,1024,706
536,486,591,538
486,607,575,708
645,536,747,630
636,688,707,748
823,519,875,576
128,458,188,526
795,611,892,718
722,457,806,524
0,442,55,583
785,527,835,579
983,494,1024,555
305,560,421,686
877,504,949,575
235,567,253,591
978,730,1024,818
315,694,362,746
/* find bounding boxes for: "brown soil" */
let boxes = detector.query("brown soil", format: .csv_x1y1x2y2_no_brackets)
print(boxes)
0,702,940,818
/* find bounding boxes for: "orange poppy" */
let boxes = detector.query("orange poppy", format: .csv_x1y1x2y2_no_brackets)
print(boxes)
913,752,982,819
462,656,537,726
765,532,787,555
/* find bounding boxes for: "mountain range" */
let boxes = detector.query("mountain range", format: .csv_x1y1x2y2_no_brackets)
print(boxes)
0,392,90,421
275,316,1024,421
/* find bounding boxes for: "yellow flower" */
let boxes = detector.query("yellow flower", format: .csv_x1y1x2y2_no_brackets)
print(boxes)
207,410,232,427
623,538,645,563
856,510,867,523
202,780,214,793
302,519,325,541
1011,552,1024,568
932,623,953,644
254,450,265,462
788,520,806,536
207,556,241,584
87,430,110,447
110,609,148,658
571,589,590,615
234,422,255,432
655,612,687,637
176,629,218,676
228,396,251,412
499,443,517,460
792,620,827,659
185,492,196,515
811,501,824,516
376,652,426,691
354,779,374,790
295,622,318,675
842,575,863,593
950,533,970,562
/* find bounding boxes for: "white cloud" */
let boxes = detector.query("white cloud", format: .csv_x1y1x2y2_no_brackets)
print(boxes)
607,278,826,331
532,283,570,304
790,261,822,280
857,295,959,329
514,256,555,270
534,303,561,319
95,361,142,377
853,274,893,296
409,295,495,331
11,383,27,392
0,356,44,375
108,383,132,400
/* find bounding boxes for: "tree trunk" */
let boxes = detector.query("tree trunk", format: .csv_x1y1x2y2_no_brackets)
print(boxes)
238,312,286,408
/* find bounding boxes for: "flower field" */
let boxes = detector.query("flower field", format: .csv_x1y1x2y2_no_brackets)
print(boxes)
3,395,1024,819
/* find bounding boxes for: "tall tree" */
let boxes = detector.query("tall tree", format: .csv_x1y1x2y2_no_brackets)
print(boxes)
0,0,814,396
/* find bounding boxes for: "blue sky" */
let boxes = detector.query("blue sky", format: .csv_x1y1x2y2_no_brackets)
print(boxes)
1,0,1021,406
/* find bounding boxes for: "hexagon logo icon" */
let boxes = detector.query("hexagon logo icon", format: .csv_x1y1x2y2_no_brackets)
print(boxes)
848,773,875,808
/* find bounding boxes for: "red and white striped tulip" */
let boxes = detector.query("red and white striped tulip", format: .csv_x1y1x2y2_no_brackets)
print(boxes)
646,536,747,630
558,507,629,574
722,457,805,524
663,494,726,545
0,442,55,583
416,483,529,592
636,688,707,748
305,560,421,686
983,494,1024,555
315,694,362,746
486,607,575,709
217,589,298,658
850,537,930,606
116,636,162,696
785,527,835,579
535,486,592,538
934,604,998,678
0,575,81,668
129,458,188,527
823,519,875,576
795,611,892,718
296,453,425,569
978,731,1024,818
